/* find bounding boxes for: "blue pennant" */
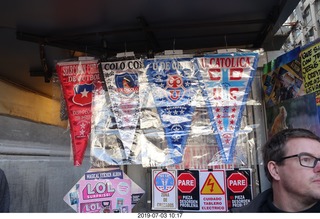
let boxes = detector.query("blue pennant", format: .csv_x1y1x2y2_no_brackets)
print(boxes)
144,58,198,165
195,53,259,164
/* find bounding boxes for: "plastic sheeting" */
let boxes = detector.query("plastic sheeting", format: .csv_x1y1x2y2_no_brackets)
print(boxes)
88,52,261,168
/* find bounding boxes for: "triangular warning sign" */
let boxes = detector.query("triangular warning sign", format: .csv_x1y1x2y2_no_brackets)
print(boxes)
200,173,225,195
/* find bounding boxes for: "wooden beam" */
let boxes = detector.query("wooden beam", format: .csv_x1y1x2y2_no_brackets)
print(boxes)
0,79,67,127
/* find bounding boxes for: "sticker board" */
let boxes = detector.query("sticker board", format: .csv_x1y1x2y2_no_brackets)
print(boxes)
78,178,131,213
152,169,177,210
63,168,145,212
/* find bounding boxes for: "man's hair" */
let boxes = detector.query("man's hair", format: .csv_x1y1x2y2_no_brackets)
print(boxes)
262,128,320,182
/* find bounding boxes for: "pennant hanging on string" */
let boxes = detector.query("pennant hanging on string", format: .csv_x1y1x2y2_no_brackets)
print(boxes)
144,58,199,165
56,60,101,166
194,53,259,164
101,60,143,161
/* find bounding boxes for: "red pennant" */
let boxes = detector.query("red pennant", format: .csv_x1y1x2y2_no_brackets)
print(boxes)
56,60,101,166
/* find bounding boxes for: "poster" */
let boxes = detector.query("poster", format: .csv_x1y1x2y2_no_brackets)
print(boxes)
266,93,320,138
152,169,177,210
300,39,320,105
262,47,305,108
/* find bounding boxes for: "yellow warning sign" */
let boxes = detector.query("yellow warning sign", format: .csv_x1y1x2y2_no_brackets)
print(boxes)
200,173,225,195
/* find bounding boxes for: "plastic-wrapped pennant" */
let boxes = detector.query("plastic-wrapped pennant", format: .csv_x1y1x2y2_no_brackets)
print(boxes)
194,53,259,164
56,59,101,166
144,58,199,165
101,60,143,161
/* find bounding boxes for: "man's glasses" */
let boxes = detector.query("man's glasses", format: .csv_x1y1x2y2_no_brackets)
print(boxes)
278,152,320,168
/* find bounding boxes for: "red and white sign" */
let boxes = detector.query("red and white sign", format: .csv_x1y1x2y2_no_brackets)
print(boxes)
177,172,196,193
227,172,248,193
199,170,227,212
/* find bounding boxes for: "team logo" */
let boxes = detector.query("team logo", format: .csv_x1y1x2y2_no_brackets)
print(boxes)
154,171,175,193
73,83,95,106
165,74,185,102
115,73,138,96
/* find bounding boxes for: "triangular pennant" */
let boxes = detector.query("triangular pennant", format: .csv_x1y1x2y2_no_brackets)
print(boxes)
144,58,199,165
101,60,143,161
194,53,259,164
56,60,102,166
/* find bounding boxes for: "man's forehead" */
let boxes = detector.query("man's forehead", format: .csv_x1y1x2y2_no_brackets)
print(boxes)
285,137,320,154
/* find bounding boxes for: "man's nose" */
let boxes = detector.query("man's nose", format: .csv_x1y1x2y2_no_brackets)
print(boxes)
314,159,320,172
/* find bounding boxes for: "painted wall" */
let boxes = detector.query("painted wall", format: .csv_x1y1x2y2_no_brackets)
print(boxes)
0,115,149,212
0,115,90,212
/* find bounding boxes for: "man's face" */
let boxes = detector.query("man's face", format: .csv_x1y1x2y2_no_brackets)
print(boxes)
278,138,320,202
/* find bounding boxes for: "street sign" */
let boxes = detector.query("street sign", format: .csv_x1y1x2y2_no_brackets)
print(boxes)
227,172,248,193
177,172,196,193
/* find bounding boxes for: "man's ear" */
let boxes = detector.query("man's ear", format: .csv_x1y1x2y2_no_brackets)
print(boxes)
268,161,281,181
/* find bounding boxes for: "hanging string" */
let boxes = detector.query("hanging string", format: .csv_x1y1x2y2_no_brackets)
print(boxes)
173,38,176,54
224,35,228,51
124,41,127,57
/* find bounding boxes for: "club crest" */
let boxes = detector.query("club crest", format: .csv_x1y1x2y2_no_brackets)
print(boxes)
165,74,185,102
115,73,138,96
73,83,95,106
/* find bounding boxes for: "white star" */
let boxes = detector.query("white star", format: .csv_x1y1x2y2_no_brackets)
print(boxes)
80,122,86,129
81,88,89,97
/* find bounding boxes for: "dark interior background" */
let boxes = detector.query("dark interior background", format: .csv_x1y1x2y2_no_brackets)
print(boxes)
0,0,300,98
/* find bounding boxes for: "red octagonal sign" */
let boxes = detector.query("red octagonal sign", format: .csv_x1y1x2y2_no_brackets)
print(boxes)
177,172,196,193
227,172,248,193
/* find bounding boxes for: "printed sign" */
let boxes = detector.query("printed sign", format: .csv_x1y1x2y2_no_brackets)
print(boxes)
199,170,227,212
85,169,123,180
300,39,320,105
226,169,253,210
152,169,177,210
177,170,200,211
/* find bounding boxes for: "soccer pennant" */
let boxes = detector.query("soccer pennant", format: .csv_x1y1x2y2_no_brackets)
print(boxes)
56,59,101,166
194,53,259,164
144,58,198,165
101,60,143,161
